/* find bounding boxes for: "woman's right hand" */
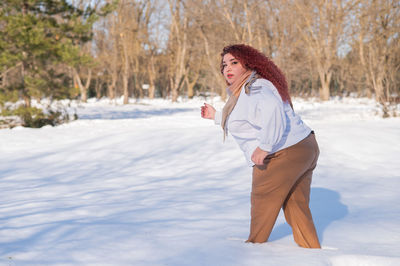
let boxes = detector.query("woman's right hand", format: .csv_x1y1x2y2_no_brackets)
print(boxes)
201,103,216,120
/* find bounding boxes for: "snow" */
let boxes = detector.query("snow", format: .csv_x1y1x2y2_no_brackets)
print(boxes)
0,96,399,266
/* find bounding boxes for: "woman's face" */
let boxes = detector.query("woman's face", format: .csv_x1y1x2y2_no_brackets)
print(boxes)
222,53,247,85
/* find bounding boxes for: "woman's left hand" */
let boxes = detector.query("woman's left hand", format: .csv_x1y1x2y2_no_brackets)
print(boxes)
251,147,268,165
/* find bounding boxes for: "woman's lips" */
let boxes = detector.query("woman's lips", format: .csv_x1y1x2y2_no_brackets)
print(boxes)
227,74,233,78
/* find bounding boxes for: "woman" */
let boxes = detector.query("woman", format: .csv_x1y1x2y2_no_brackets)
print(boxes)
201,44,321,248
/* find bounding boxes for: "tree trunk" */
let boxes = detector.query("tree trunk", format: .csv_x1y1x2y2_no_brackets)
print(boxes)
73,68,91,102
122,60,129,104
107,73,116,100
185,71,199,98
21,62,31,107
121,34,130,104
318,70,332,101
107,55,118,100
95,77,102,99
147,55,156,99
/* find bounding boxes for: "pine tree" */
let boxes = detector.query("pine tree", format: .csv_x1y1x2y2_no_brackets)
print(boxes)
0,0,114,107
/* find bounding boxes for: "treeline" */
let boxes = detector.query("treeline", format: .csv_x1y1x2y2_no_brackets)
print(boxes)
1,0,399,117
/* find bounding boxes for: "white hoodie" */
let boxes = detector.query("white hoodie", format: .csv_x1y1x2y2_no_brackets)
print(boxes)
214,78,311,167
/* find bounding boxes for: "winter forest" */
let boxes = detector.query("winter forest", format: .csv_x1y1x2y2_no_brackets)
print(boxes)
1,0,400,127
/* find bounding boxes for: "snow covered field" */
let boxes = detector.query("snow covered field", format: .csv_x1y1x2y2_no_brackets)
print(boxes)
0,97,399,266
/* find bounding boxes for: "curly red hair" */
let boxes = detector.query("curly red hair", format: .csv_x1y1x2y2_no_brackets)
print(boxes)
220,44,291,104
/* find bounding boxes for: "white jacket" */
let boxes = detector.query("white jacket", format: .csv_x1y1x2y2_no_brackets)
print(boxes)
215,78,311,166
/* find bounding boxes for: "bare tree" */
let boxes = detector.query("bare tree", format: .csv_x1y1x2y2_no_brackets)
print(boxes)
142,1,161,99
355,0,400,116
166,0,188,102
285,0,359,100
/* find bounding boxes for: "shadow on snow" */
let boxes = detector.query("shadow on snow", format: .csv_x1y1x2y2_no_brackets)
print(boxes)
77,107,195,120
269,187,348,244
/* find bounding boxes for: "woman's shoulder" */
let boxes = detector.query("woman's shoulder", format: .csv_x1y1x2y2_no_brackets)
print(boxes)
253,78,274,89
251,78,281,100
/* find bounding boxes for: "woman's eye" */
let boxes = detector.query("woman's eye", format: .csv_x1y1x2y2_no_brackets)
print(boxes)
232,61,238,65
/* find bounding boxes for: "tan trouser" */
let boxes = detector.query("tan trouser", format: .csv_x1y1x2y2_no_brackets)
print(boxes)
247,132,321,248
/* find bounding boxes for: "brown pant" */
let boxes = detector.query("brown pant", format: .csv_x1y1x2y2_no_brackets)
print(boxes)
247,132,321,248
